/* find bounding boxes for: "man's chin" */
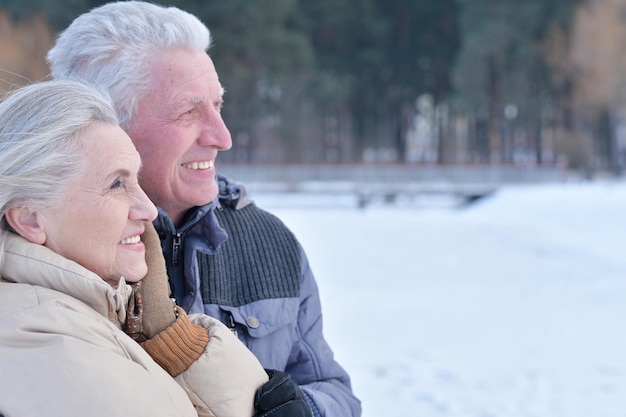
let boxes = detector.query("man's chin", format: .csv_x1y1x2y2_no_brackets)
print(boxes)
188,187,219,207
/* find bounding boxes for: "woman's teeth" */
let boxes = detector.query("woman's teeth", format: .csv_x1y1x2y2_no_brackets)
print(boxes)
120,235,140,245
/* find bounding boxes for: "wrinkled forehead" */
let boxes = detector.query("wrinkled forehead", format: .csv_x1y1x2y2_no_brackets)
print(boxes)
79,123,141,178
147,49,219,89
141,49,223,109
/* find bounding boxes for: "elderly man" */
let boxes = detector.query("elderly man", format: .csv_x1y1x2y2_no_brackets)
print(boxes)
47,2,361,417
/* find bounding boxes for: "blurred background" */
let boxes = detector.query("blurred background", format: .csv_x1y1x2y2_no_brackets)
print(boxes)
3,3,626,415
2,0,626,184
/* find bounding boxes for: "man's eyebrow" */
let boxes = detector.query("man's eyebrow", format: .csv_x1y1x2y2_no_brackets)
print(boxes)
171,88,224,108
188,97,206,104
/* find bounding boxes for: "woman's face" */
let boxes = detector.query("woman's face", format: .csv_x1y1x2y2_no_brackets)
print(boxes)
41,123,158,286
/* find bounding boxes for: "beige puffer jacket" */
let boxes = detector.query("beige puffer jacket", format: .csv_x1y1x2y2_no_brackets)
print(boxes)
0,231,267,417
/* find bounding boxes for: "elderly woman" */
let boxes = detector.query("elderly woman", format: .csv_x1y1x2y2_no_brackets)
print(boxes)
0,80,267,417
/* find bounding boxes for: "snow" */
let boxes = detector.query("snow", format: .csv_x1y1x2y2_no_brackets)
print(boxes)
250,181,626,417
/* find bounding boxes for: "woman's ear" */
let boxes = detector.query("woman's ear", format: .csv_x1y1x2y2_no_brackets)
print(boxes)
5,206,46,244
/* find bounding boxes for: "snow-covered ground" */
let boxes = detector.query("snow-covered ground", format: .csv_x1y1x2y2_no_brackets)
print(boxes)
250,181,626,417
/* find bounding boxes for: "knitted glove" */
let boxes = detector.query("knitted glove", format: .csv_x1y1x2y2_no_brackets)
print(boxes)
140,222,177,338
141,307,209,376
137,223,209,376
253,369,313,417
124,280,146,343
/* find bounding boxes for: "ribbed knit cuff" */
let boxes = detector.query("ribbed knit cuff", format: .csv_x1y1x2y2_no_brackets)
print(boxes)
141,307,209,377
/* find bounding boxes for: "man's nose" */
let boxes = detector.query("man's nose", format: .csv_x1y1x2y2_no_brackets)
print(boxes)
199,110,232,150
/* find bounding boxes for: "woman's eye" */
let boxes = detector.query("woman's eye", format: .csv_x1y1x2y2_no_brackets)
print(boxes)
110,179,123,190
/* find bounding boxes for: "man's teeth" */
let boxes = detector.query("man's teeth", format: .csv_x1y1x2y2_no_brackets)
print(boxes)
182,161,213,170
120,235,140,245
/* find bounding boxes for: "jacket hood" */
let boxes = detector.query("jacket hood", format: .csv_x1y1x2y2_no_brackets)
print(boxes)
217,172,254,210
0,230,131,326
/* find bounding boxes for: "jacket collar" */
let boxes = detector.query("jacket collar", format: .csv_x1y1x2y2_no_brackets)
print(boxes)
217,172,254,210
0,231,131,326
153,201,227,251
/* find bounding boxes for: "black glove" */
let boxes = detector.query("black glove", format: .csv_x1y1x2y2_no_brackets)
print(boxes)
253,369,313,417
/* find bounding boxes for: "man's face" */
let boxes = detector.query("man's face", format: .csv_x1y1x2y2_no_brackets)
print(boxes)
126,48,232,225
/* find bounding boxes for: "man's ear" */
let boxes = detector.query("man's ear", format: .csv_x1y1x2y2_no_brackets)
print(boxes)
5,206,47,244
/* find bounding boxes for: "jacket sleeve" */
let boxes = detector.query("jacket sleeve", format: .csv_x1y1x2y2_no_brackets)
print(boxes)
287,245,362,417
0,286,198,417
144,310,268,417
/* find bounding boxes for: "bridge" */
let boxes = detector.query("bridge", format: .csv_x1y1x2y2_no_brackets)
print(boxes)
218,163,567,207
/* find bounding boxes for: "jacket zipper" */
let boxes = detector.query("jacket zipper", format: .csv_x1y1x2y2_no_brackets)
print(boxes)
226,312,238,337
172,233,182,266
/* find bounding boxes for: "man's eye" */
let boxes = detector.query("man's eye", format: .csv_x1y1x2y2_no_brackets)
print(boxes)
181,107,197,117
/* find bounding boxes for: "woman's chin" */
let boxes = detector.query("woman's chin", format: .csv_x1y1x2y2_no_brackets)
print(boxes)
121,263,148,283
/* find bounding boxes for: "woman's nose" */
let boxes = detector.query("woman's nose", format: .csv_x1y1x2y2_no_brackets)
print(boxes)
130,186,158,222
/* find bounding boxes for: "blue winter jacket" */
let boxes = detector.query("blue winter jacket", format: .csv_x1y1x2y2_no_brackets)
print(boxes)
153,173,361,417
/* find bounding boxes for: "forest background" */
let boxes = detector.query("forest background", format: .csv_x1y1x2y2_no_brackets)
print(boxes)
1,0,626,178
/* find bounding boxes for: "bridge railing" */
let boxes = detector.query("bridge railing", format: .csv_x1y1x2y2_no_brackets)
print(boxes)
218,163,568,206
220,163,566,186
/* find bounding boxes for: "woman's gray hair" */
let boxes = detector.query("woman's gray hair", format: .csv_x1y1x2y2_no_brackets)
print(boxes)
0,80,118,224
47,1,212,129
